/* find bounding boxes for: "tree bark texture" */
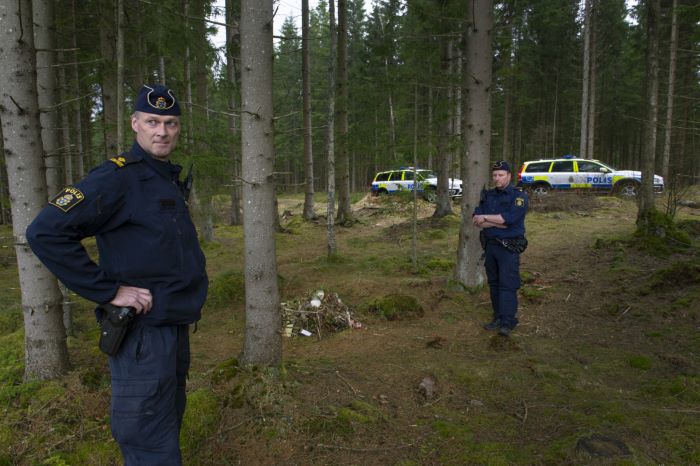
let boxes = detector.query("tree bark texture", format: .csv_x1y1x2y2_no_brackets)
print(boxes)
637,0,660,224
0,0,70,380
586,2,597,160
301,0,316,220
239,0,281,367
326,0,337,257
455,0,492,287
116,0,124,154
33,0,61,195
335,0,352,224
432,39,454,219
99,0,118,157
227,0,242,225
660,0,678,183
579,0,591,159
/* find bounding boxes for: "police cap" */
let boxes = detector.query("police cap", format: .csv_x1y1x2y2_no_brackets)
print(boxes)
134,84,181,116
491,160,511,173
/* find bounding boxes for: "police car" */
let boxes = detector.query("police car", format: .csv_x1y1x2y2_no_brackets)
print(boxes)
370,168,463,202
517,156,664,197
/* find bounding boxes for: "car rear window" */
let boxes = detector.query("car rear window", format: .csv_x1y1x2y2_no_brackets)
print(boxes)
551,161,574,172
577,161,604,172
524,161,552,173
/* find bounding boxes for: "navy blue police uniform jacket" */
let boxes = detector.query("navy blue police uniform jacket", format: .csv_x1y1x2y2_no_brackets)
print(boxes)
473,184,528,239
26,142,208,326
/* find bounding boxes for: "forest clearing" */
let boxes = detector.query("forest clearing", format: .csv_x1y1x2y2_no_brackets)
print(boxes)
1,190,698,465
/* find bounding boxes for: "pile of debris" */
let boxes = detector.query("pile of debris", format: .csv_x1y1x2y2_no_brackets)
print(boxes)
281,290,362,339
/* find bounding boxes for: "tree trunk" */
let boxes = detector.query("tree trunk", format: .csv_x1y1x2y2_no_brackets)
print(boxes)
411,83,419,271
586,3,597,160
432,40,454,218
239,0,281,367
579,0,591,159
99,0,118,157
116,0,124,154
226,0,242,225
33,0,61,195
660,0,678,183
637,0,660,226
455,0,492,287
336,0,352,224
301,0,316,220
58,52,73,185
0,0,70,380
70,0,84,178
327,0,337,257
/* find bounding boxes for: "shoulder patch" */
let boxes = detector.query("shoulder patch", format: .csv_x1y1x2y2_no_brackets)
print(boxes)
110,156,127,167
515,197,525,207
49,187,85,212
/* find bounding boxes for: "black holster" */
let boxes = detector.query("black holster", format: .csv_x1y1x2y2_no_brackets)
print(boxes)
97,304,136,356
498,237,528,254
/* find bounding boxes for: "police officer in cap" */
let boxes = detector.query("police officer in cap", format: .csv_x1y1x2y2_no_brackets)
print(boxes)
27,84,208,465
472,161,528,337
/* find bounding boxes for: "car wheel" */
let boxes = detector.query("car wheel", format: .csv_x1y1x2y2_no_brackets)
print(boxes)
616,180,639,198
377,188,389,195
530,183,550,196
422,186,437,203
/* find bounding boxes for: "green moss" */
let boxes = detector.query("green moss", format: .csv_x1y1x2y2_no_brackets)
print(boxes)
336,400,382,424
206,270,245,308
421,229,447,240
181,389,221,455
425,258,454,271
211,358,239,385
628,356,652,370
62,440,121,465
369,294,424,321
0,331,23,385
0,310,21,336
520,270,537,284
79,366,109,391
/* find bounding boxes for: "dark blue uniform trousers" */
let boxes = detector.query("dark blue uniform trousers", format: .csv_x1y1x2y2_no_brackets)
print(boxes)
109,323,190,466
484,243,521,329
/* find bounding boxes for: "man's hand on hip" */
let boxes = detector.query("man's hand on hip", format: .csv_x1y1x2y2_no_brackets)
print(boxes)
110,286,153,314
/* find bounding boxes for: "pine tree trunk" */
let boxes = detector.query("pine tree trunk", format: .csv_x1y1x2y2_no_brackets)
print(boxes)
0,0,70,380
586,3,597,160
33,0,62,195
116,0,124,153
327,0,337,257
226,0,242,225
455,0,492,287
660,0,678,183
637,0,660,226
58,52,74,185
432,40,454,218
70,0,84,178
239,0,281,367
336,0,352,224
301,0,316,220
99,0,118,156
579,0,591,159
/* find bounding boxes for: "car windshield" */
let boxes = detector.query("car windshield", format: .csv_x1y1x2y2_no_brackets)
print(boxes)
596,161,616,171
416,170,437,181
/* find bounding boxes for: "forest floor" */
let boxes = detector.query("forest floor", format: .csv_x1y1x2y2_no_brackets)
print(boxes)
1,188,699,465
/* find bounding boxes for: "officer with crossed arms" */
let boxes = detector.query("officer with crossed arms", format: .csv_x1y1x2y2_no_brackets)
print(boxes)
473,161,529,337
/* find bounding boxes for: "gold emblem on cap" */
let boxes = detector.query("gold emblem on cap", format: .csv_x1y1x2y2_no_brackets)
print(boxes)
144,85,176,110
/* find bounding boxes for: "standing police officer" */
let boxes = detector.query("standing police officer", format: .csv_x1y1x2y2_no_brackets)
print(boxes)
26,85,208,465
472,161,528,337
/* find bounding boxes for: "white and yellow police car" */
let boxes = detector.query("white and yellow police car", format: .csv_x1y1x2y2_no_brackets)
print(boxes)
517,156,664,197
370,168,463,202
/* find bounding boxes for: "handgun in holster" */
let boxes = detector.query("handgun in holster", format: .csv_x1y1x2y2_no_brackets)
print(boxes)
96,303,136,356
